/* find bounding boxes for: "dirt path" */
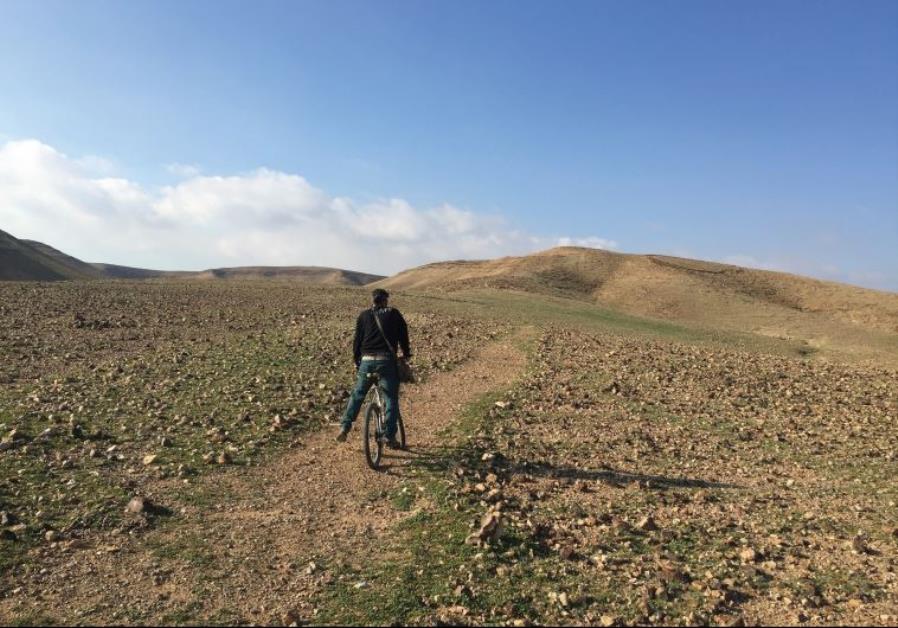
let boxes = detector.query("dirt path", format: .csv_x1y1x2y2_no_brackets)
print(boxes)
0,331,529,626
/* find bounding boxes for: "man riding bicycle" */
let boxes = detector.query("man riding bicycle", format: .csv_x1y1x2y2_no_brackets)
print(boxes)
336,288,411,449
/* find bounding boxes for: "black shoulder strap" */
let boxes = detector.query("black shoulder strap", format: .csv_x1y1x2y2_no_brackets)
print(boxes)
371,308,398,358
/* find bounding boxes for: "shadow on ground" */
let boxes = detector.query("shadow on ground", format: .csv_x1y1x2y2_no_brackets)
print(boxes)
379,444,739,490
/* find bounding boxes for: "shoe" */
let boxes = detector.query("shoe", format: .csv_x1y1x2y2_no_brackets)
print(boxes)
335,428,349,443
385,437,402,450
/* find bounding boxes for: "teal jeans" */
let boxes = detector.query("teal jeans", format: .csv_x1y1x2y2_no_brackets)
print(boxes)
341,359,401,438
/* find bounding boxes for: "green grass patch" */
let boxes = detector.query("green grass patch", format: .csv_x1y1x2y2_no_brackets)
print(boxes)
6,612,60,627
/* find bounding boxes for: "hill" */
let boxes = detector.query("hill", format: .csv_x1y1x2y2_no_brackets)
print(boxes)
0,229,102,280
376,246,898,360
0,229,383,285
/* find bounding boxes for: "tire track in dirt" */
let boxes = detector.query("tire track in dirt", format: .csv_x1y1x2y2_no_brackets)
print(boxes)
0,329,531,625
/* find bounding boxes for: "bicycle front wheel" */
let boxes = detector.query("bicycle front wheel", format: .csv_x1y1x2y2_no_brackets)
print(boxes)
363,403,384,470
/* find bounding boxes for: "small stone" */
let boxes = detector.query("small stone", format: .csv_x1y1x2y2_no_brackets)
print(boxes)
851,534,871,554
282,609,303,626
142,454,158,465
739,547,757,563
126,496,147,514
0,511,16,526
217,451,232,465
636,515,658,531
45,530,60,542
600,615,616,627
466,510,503,545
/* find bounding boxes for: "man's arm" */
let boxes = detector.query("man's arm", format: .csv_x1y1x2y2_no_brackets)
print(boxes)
397,310,411,359
352,312,364,367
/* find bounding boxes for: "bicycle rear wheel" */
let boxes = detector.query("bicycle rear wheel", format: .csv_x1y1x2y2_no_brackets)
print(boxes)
363,403,384,470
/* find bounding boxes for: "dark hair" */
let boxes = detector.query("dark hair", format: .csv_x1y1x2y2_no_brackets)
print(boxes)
372,288,390,304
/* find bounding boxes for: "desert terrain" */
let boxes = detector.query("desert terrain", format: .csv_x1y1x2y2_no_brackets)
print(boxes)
0,245,896,626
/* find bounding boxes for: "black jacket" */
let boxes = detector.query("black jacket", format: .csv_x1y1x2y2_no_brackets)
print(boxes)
353,307,411,366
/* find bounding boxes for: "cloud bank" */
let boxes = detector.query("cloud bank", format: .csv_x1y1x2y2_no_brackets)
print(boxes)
0,139,617,274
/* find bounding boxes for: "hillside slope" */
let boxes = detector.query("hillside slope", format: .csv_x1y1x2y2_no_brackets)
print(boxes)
376,247,898,358
193,266,384,285
89,264,188,280
0,229,102,280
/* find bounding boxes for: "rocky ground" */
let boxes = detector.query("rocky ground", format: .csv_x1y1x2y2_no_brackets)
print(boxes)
423,328,897,626
0,282,504,578
0,281,896,626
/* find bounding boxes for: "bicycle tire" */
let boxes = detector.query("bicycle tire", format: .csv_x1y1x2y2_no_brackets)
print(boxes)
364,403,383,470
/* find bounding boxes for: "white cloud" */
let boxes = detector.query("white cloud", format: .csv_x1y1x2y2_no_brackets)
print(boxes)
0,138,618,274
556,236,618,250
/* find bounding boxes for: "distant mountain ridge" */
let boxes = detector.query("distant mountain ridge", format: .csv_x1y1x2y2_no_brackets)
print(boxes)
0,229,384,286
5,227,898,344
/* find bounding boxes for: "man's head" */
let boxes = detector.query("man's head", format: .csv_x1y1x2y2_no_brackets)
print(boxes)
372,288,390,307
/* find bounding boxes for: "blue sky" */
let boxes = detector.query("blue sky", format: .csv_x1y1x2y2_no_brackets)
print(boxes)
0,0,896,289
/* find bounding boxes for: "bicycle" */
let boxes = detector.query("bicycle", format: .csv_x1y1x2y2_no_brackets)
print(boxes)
363,372,406,470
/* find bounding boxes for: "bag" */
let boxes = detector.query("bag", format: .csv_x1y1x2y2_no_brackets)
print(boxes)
372,308,416,384
397,358,415,384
